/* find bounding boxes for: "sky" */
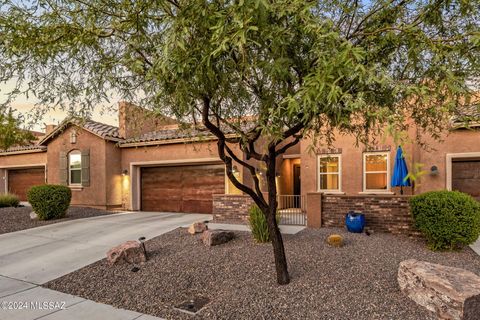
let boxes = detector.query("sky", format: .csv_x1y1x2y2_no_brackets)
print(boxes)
1,81,119,132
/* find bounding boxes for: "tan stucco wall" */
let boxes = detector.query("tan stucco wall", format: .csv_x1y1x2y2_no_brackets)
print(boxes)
46,126,121,209
300,130,417,196
300,126,480,196
278,158,301,195
0,151,47,168
105,142,123,208
1,122,478,208
415,128,480,194
121,140,228,210
0,152,47,194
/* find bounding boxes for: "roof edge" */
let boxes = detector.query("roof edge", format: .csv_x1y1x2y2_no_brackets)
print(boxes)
0,147,47,156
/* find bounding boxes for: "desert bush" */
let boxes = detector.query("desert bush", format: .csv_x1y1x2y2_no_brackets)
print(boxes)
410,190,480,250
0,193,20,208
248,204,280,243
27,185,72,220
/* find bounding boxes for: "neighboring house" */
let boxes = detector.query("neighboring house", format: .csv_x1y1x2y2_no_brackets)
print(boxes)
0,102,479,221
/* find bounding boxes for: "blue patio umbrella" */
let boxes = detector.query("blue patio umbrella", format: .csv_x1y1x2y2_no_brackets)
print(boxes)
391,146,411,195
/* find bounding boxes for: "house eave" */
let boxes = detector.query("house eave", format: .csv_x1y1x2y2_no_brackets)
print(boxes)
0,148,47,156
118,134,237,148
38,122,123,145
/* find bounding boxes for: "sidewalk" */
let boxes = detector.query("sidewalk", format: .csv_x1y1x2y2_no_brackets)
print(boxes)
0,276,163,320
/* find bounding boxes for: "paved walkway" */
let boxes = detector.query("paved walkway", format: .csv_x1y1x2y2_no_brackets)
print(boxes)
471,238,480,256
208,223,306,234
0,211,211,319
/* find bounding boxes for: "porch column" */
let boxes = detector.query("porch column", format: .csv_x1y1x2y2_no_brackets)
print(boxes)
306,192,322,228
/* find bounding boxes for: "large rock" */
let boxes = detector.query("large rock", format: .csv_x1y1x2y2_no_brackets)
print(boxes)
202,230,235,246
398,259,480,320
107,240,146,265
188,222,208,235
29,212,38,220
326,234,344,247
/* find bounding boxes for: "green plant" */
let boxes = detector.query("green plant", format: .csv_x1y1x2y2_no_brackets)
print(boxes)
248,205,280,243
410,190,480,251
0,193,20,208
27,185,72,220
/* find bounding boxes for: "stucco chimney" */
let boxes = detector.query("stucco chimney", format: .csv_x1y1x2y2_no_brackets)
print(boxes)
45,124,56,135
118,101,177,139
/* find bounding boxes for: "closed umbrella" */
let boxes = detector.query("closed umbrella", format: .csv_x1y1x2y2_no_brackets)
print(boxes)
391,146,411,195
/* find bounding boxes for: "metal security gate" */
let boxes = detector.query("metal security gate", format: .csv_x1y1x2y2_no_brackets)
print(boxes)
277,195,306,225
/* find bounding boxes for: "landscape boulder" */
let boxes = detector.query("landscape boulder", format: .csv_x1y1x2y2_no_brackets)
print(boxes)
188,222,208,235
398,259,480,320
107,240,146,265
202,230,235,246
29,212,38,220
326,234,344,247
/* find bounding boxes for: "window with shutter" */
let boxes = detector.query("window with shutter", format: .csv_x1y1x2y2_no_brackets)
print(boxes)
59,151,68,185
68,150,82,185
81,149,90,187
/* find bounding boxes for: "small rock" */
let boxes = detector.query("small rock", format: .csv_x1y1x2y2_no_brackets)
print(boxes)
202,230,235,246
188,222,208,235
106,240,146,265
398,259,480,320
326,234,344,247
29,212,37,220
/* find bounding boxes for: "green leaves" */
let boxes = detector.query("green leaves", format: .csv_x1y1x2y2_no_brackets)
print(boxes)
0,0,477,146
0,109,35,150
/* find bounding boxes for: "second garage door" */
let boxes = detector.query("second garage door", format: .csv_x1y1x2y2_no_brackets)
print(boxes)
452,160,480,201
8,167,46,201
141,164,225,213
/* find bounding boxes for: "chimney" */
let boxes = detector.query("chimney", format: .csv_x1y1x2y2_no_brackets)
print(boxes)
45,124,56,135
118,101,177,139
118,101,129,139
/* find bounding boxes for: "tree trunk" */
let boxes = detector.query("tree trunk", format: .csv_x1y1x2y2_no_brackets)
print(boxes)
265,152,290,285
266,204,290,284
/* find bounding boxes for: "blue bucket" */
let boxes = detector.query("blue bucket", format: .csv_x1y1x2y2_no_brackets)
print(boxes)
345,211,365,233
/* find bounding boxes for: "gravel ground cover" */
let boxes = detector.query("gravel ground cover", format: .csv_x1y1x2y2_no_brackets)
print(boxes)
44,227,480,320
0,206,116,234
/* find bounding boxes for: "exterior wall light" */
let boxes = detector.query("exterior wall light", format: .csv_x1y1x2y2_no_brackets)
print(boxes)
122,169,129,176
430,165,439,176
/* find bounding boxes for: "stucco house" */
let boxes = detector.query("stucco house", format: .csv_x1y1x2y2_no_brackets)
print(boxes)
1,102,479,232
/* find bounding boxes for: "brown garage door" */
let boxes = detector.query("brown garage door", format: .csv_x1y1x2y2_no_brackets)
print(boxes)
8,167,46,201
141,164,225,213
452,160,480,201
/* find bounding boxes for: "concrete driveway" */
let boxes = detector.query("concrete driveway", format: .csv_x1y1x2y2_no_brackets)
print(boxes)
0,212,209,320
471,238,480,256
0,211,211,284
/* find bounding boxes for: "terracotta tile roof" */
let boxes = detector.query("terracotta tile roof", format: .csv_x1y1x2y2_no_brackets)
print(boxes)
452,104,480,126
120,127,215,145
0,145,47,154
80,119,122,140
38,118,123,145
119,122,255,146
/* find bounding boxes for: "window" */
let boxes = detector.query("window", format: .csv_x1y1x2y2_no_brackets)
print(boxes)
363,152,389,192
69,151,82,185
318,155,341,192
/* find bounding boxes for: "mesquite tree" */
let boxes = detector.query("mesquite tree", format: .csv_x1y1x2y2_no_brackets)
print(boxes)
1,0,479,284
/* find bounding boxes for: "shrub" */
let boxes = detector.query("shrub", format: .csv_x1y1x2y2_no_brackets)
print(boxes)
0,193,20,208
27,185,72,220
248,204,280,243
410,190,480,251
